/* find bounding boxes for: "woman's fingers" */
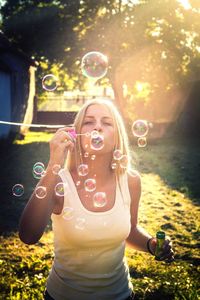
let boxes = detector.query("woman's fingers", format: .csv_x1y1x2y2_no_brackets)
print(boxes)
56,127,75,138
160,250,175,263
49,128,75,166
60,131,73,143
56,126,75,132
51,129,75,144
159,238,175,262
57,128,76,142
160,248,174,259
163,240,172,253
63,139,75,151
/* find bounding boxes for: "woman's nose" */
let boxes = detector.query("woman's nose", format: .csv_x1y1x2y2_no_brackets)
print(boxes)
94,122,103,132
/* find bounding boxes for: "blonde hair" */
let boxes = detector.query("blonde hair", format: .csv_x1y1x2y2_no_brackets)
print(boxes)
66,98,132,179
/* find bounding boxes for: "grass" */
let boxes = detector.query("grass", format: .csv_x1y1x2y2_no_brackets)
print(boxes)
0,132,199,300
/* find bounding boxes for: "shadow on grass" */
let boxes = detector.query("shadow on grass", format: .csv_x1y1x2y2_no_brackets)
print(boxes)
134,135,200,206
134,291,174,300
0,140,52,235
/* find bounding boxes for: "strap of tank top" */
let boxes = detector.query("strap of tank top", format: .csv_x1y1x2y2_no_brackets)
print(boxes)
118,172,132,208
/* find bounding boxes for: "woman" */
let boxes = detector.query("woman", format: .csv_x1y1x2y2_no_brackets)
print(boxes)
19,98,174,300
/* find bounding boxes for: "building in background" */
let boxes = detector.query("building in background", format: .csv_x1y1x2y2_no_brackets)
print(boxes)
0,31,36,140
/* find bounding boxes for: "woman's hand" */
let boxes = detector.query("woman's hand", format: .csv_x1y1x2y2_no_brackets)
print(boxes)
149,237,175,263
49,127,75,167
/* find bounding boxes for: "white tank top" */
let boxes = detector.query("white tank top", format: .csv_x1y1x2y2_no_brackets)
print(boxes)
46,168,133,300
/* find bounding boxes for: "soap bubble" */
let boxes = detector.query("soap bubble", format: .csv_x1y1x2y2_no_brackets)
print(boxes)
111,162,117,170
81,51,108,79
12,184,24,197
52,164,61,175
132,120,149,137
84,178,96,192
90,131,104,151
75,217,86,230
55,182,66,197
62,206,74,220
93,192,107,208
137,137,147,147
113,149,123,160
42,74,58,91
84,152,89,158
91,130,99,139
77,164,89,176
35,186,47,199
119,155,128,169
32,162,45,179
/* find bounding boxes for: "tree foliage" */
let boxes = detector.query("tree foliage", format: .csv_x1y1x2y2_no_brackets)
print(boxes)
1,0,200,121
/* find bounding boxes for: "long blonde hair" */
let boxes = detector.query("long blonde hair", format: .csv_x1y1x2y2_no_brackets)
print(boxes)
66,98,132,179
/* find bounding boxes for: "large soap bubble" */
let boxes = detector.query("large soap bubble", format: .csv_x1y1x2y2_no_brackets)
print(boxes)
132,120,149,137
42,74,58,91
81,51,108,79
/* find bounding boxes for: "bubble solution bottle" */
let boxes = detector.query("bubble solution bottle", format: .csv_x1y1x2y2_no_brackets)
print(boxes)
155,231,166,261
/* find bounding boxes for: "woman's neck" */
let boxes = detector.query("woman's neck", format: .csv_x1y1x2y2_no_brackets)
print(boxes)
72,153,115,185
84,155,113,181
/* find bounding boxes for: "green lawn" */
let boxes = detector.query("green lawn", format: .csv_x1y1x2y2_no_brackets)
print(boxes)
0,132,199,300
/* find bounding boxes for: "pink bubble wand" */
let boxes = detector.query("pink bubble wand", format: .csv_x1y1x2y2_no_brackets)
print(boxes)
67,129,90,142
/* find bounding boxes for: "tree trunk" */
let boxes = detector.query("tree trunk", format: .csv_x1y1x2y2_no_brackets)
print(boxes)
109,71,126,121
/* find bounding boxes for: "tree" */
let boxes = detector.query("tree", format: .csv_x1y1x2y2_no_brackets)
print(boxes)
78,0,200,120
1,0,200,123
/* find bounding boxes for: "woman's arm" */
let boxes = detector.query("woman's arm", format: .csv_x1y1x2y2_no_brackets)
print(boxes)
126,171,174,261
18,127,75,245
19,166,61,244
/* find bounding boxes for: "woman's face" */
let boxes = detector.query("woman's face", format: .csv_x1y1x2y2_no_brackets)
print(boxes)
80,104,116,155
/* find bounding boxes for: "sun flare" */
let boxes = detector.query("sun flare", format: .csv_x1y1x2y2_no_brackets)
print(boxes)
177,0,192,10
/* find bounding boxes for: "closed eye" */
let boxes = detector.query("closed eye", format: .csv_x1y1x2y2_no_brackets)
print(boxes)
104,122,113,126
83,121,94,125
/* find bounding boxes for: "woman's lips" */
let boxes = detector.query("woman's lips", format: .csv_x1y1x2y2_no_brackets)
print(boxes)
90,135,104,150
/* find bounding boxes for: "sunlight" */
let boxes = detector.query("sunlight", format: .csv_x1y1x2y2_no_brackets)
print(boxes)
135,81,143,93
122,0,142,6
0,0,6,7
134,81,151,99
177,0,192,10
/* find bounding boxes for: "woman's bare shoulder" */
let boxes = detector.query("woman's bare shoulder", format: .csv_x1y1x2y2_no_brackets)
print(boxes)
127,169,141,189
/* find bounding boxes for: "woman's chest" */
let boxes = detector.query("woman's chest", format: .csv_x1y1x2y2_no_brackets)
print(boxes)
77,182,116,212
53,198,131,248
52,174,132,247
